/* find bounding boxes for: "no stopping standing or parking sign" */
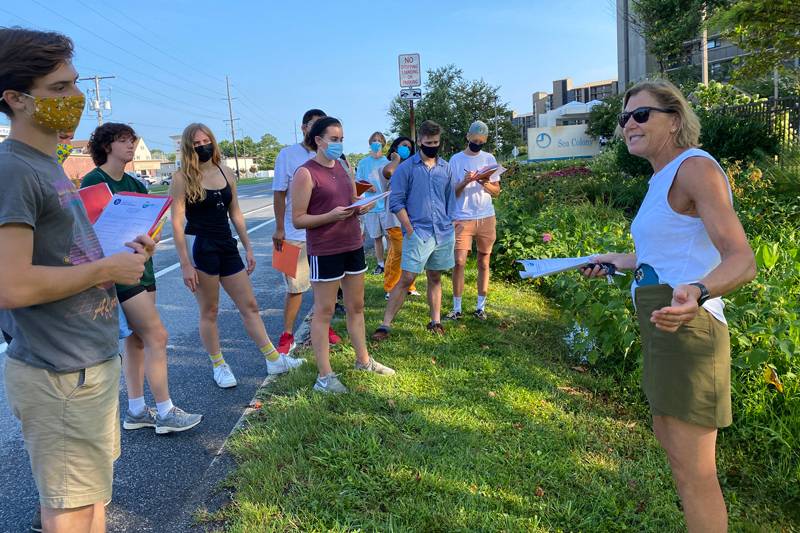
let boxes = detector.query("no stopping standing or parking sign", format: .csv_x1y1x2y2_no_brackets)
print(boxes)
398,54,421,88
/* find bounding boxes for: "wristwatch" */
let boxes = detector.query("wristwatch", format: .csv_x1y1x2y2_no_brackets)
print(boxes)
689,282,709,306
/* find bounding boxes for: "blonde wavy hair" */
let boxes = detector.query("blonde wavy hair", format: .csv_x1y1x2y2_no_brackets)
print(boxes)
616,78,702,149
179,123,222,203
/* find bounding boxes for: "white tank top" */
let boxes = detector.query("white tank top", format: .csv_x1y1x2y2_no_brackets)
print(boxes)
630,148,732,323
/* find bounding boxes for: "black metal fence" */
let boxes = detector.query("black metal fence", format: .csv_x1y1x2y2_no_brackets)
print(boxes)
708,95,800,144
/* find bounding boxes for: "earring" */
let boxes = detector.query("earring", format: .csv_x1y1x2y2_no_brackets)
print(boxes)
671,129,675,133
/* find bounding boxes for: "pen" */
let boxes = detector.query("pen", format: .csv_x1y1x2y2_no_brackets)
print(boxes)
143,216,167,252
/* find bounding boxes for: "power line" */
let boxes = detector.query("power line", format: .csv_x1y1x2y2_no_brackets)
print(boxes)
111,85,227,121
73,0,223,85
234,87,294,131
29,0,224,101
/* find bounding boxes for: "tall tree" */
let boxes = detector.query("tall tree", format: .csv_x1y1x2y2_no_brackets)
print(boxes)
387,65,520,159
624,0,706,76
709,0,800,81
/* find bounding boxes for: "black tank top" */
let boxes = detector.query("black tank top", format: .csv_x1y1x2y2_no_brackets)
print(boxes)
184,165,234,239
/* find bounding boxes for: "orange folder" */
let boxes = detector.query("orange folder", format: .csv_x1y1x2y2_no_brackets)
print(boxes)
78,182,113,224
273,241,301,278
355,180,373,196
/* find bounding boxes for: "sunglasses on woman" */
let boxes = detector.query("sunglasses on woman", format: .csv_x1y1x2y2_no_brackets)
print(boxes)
617,106,676,128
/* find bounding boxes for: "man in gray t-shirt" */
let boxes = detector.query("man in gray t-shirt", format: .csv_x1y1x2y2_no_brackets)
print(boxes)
0,28,154,532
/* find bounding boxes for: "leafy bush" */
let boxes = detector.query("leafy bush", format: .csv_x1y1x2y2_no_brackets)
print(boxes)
698,111,781,162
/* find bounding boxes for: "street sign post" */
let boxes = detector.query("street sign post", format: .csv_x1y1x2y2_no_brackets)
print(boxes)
398,54,421,88
400,88,422,101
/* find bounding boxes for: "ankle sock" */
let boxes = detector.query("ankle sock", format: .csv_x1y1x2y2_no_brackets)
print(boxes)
128,396,146,416
156,398,174,418
378,261,384,267
477,295,486,311
453,296,462,313
210,352,225,368
261,342,278,362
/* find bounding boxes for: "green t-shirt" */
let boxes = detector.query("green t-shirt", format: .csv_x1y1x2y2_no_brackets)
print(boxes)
80,168,156,293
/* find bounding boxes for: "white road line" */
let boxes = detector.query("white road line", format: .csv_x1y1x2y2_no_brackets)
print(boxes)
156,204,274,245
155,218,275,278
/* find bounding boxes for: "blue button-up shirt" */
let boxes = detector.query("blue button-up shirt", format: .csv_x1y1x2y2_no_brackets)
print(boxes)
388,151,456,243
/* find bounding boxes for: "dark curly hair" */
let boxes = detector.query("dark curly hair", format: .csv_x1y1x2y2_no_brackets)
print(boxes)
305,117,342,152
87,122,137,166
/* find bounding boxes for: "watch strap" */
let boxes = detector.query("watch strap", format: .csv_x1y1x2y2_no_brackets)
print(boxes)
689,282,709,306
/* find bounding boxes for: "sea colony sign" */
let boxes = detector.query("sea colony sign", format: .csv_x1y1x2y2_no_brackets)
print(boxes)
527,125,600,162
398,54,421,88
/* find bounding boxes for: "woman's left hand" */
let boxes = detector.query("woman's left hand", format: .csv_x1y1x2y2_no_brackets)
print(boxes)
650,284,699,332
368,185,377,193
245,250,256,275
357,202,376,215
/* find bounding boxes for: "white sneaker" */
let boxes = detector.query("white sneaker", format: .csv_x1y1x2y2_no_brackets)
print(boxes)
267,353,305,375
213,363,237,388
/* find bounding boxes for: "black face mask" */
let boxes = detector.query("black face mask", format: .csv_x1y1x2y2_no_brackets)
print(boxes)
419,143,439,158
468,141,484,153
194,143,214,163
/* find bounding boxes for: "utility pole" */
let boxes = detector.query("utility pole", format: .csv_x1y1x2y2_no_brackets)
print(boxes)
79,74,114,125
294,121,298,144
225,76,240,178
701,9,709,85
494,96,499,155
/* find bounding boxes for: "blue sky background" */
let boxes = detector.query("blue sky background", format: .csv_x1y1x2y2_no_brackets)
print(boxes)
1,0,619,154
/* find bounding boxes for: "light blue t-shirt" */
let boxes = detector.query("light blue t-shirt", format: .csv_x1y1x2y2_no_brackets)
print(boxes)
356,155,389,212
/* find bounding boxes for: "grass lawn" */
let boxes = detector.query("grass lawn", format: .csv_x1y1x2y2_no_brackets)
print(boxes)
147,176,272,195
202,257,796,532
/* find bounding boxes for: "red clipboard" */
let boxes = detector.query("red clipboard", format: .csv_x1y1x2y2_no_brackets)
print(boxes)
77,183,113,224
355,180,373,196
273,241,301,278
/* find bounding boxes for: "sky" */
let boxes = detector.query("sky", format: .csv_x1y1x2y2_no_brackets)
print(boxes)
1,0,620,155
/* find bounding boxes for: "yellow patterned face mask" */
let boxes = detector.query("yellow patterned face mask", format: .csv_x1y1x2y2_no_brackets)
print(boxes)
56,143,73,165
21,92,86,133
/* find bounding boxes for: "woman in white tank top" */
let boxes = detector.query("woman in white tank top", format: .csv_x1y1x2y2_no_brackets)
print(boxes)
582,78,756,533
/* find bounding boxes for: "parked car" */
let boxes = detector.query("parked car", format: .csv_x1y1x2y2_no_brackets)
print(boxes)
141,174,157,186
160,175,173,186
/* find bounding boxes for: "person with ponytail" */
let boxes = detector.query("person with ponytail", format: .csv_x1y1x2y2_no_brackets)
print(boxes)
169,123,304,388
292,117,395,393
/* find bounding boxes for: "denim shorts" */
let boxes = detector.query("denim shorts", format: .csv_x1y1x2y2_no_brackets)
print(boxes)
400,231,455,274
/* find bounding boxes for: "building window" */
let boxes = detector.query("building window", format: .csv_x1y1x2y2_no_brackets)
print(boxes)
707,40,721,49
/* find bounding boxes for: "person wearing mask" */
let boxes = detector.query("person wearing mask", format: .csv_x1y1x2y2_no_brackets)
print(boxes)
356,131,389,274
371,121,456,341
82,122,202,434
169,123,304,388
292,117,395,393
582,78,756,532
0,27,155,532
271,109,341,354
443,121,501,322
377,137,418,299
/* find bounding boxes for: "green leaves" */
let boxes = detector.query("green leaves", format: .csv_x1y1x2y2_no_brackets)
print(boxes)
755,243,780,271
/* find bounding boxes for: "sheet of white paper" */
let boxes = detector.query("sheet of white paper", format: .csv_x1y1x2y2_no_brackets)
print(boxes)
347,191,391,209
517,256,597,279
93,194,171,256
475,164,507,183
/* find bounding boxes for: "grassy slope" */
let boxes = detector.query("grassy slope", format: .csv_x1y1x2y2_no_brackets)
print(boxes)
205,259,795,532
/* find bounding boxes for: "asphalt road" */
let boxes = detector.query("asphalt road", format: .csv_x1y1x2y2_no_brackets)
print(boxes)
0,182,314,532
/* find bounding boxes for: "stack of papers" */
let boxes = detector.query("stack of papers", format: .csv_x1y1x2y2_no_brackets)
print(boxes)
90,192,172,256
473,164,507,183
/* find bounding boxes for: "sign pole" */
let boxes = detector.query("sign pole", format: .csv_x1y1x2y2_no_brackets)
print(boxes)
410,100,415,143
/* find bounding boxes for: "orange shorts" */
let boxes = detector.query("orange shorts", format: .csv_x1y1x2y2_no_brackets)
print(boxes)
453,216,496,254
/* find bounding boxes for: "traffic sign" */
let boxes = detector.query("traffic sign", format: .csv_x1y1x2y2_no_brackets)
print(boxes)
512,147,519,157
398,53,421,88
400,88,422,101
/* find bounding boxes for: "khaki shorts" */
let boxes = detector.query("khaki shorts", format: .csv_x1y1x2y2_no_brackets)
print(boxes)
635,284,732,428
454,216,497,254
281,239,311,293
4,356,122,508
365,211,386,239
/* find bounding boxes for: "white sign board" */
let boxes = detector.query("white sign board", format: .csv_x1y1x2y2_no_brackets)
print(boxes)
527,125,600,162
398,54,421,87
400,88,422,100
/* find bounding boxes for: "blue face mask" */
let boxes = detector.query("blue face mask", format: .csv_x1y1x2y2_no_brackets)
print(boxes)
321,140,343,161
397,145,411,159
370,142,382,153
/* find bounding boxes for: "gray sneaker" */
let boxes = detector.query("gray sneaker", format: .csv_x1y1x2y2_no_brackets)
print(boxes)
123,406,157,430
355,356,396,376
473,309,488,321
314,372,348,394
155,406,203,435
442,310,462,321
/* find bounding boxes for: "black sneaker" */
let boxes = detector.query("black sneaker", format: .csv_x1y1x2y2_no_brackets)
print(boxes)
442,310,462,321
31,506,41,532
372,265,385,275
473,309,487,321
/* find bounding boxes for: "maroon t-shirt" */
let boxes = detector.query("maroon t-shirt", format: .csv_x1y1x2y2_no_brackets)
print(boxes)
301,159,362,256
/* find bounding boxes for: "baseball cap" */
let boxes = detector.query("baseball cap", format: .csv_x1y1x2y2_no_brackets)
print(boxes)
468,120,489,139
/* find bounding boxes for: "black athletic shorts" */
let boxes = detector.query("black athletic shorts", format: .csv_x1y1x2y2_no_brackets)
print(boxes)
308,247,367,282
185,234,245,277
118,283,156,304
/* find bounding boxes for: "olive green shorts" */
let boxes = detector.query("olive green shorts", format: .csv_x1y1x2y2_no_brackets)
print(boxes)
635,284,732,428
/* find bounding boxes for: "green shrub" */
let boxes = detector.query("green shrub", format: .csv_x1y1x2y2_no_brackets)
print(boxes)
612,139,654,178
698,111,780,162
